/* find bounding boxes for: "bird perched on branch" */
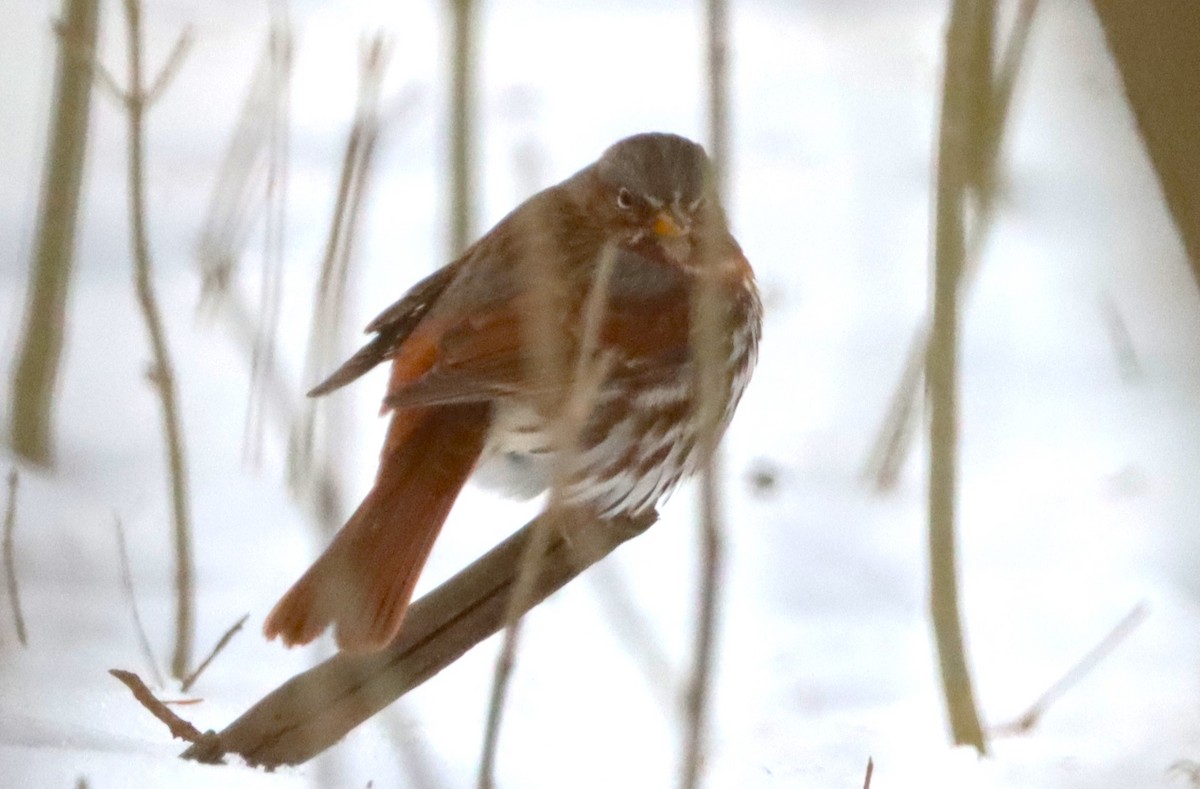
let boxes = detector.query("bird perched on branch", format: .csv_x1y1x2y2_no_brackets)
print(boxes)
264,132,762,653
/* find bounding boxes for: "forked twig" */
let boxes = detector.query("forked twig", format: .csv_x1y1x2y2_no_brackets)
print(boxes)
108,0,196,681
3,469,27,646
992,603,1147,736
181,614,250,692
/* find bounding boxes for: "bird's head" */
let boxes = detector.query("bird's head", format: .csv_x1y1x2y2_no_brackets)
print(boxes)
591,132,722,264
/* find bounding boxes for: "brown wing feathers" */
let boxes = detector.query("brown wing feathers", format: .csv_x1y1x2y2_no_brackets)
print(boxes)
307,262,460,397
263,402,491,652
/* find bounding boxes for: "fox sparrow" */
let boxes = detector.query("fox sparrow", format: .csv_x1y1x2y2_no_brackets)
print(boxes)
264,132,762,652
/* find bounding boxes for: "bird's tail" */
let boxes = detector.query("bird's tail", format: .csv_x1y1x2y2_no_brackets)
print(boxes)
264,402,491,652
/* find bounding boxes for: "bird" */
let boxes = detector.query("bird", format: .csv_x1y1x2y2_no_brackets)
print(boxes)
264,132,762,653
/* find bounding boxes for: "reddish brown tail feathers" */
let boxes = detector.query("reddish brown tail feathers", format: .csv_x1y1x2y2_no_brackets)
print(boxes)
264,403,491,653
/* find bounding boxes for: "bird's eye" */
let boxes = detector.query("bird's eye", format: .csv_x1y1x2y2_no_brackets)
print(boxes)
616,187,635,210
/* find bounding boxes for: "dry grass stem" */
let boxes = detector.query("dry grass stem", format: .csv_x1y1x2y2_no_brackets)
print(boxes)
680,2,731,786
113,514,164,687
863,0,1039,491
993,603,1148,737
244,17,292,470
9,0,100,465
478,244,619,789
290,34,392,533
112,0,196,680
927,0,990,754
3,469,27,646
448,0,476,257
180,614,250,693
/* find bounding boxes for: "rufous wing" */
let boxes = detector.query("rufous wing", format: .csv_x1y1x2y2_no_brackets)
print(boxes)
263,402,491,652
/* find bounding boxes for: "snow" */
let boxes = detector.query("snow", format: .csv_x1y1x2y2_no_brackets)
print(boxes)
3,0,1200,786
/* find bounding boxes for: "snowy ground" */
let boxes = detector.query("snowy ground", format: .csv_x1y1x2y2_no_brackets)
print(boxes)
3,0,1200,787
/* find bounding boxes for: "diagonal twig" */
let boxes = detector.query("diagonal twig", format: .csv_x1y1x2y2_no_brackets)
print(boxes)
181,614,250,693
109,668,218,752
992,603,1147,736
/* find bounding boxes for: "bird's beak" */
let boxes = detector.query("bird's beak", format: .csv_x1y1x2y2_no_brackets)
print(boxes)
652,211,685,238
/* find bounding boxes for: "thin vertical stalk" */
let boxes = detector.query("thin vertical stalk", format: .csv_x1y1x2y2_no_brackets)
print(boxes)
290,36,390,532
477,242,619,789
448,0,476,257
119,0,195,680
927,0,988,754
3,470,27,646
10,0,99,465
862,0,1039,491
245,11,292,469
680,1,729,787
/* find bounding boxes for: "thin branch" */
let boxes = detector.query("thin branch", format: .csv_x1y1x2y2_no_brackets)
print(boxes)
180,614,250,693
927,0,989,754
114,0,195,680
290,34,391,532
144,27,193,105
178,509,656,767
862,0,1039,491
109,669,218,749
681,1,731,786
241,17,292,471
478,245,619,789
447,0,476,257
113,514,164,687
992,603,1147,737
863,757,875,789
586,563,677,708
3,470,27,646
1099,293,1143,380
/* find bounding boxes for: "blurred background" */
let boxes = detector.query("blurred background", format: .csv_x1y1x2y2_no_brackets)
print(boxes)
2,1,1200,786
